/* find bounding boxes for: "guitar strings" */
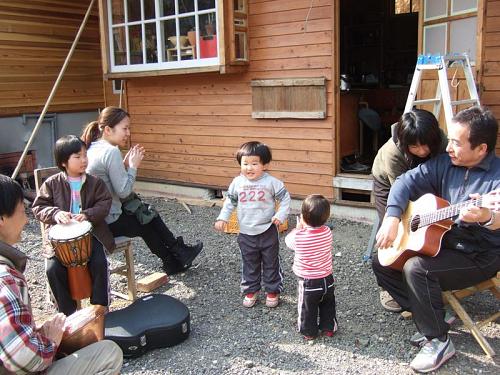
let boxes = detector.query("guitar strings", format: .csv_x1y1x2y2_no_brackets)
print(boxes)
417,196,483,228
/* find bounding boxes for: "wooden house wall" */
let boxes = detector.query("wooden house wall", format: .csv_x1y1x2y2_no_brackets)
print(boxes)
127,0,335,199
481,0,500,154
0,0,104,116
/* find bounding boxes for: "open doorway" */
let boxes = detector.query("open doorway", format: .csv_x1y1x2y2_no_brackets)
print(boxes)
338,0,418,175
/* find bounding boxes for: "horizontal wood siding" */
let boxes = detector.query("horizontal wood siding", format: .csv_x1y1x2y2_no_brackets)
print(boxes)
127,0,335,199
0,0,104,116
482,0,500,154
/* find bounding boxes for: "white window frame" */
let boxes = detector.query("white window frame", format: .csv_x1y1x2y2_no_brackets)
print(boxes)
422,0,477,64
112,79,124,94
107,0,220,73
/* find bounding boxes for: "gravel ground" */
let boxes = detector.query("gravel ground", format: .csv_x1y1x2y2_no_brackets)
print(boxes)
20,197,499,375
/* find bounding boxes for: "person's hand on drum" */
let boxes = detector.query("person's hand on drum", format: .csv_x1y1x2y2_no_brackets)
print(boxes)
39,312,66,346
72,213,88,222
124,144,145,169
55,211,73,224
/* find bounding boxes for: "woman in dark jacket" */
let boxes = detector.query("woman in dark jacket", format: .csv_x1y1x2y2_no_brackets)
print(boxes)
371,109,447,312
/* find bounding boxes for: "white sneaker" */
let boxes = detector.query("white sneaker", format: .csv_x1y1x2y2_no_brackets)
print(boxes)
242,292,258,308
410,336,455,373
265,293,279,308
409,310,456,347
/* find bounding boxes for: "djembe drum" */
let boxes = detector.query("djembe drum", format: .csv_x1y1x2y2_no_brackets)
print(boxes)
48,220,93,300
58,306,105,356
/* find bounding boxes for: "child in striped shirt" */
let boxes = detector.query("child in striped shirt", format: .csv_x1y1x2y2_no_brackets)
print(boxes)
32,135,113,316
285,194,337,340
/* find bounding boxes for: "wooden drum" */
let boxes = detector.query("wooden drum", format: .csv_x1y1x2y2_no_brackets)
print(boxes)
48,220,93,300
58,306,104,356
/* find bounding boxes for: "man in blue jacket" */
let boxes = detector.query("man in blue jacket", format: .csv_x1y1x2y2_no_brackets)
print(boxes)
373,106,500,373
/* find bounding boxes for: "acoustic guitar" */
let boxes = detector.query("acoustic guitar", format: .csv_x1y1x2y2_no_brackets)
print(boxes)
377,191,499,271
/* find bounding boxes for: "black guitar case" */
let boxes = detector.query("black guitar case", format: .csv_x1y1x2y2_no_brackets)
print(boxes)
104,294,190,358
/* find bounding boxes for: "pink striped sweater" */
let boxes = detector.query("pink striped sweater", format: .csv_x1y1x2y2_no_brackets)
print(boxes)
285,225,333,279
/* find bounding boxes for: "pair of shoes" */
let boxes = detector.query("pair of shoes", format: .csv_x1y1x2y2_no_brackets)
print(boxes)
265,292,279,308
322,318,339,337
410,336,455,373
409,310,457,347
243,292,258,308
379,290,402,312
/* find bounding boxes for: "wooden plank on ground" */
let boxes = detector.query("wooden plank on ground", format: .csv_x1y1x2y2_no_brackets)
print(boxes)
136,272,169,293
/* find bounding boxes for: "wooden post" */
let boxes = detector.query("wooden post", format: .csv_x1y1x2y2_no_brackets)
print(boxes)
11,0,97,180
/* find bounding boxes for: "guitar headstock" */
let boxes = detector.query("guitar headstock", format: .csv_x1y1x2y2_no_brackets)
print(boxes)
483,189,500,212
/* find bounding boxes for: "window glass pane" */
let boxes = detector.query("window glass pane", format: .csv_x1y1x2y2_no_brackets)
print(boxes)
198,0,216,11
179,16,195,36
127,0,141,22
145,22,158,63
179,17,195,60
144,0,155,19
395,0,410,14
424,0,447,20
129,25,143,64
160,0,175,17
199,12,217,59
450,16,477,61
423,24,446,55
234,0,245,12
111,0,125,24
113,27,127,65
179,0,195,14
451,0,477,14
235,31,246,60
200,12,216,37
161,19,177,61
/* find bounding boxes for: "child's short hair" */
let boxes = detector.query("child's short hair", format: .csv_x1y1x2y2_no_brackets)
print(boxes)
236,141,272,165
0,174,24,218
54,135,86,172
301,194,330,227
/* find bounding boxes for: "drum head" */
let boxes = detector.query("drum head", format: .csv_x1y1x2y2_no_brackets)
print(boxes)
48,220,92,241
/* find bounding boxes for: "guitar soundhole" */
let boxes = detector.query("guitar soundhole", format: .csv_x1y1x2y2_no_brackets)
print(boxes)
409,215,420,232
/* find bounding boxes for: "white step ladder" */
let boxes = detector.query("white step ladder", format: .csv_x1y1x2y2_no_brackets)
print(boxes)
404,53,480,129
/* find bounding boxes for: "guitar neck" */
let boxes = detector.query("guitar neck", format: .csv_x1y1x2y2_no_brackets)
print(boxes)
419,196,484,227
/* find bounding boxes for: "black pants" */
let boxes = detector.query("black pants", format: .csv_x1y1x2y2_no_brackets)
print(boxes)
297,274,337,336
237,225,283,294
108,212,177,260
47,237,109,316
372,248,500,339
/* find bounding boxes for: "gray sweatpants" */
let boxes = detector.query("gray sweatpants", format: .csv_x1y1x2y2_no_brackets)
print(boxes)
237,224,283,294
47,340,122,375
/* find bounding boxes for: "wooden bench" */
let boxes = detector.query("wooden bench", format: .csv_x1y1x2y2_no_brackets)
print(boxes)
442,272,500,357
34,167,137,306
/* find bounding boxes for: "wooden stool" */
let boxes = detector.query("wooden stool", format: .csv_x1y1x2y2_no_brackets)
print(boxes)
109,236,137,301
442,272,500,357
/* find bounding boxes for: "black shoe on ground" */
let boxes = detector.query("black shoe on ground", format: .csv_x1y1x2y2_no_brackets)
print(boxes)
162,257,189,275
173,237,204,268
